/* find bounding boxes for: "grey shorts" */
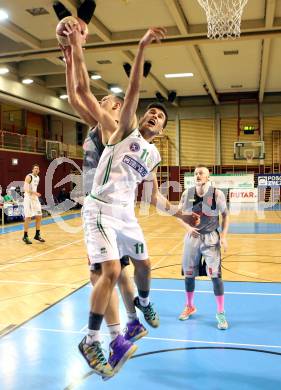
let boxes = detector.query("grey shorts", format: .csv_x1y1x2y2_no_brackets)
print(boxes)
182,230,221,278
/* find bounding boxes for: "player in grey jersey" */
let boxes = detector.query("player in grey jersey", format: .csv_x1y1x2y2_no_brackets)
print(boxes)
178,165,229,329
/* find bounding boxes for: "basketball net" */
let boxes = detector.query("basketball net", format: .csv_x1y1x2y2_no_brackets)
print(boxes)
244,149,254,164
197,0,248,40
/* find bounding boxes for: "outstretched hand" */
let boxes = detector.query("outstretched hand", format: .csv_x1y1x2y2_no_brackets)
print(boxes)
139,27,167,48
63,22,84,47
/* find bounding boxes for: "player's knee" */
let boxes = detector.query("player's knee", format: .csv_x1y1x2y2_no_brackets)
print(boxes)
133,260,151,274
185,277,195,292
102,261,121,285
212,277,224,296
183,268,196,278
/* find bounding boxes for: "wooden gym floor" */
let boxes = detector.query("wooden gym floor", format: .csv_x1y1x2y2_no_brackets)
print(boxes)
0,204,280,335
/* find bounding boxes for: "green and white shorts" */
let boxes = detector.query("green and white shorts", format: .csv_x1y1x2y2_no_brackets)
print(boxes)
83,196,148,265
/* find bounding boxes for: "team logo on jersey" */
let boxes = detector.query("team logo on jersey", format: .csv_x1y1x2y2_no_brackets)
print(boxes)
100,247,107,254
123,155,148,177
129,142,140,152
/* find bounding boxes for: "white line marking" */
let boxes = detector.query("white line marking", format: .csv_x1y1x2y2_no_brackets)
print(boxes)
151,288,281,297
79,324,88,332
0,280,79,288
145,336,281,350
0,238,84,271
18,326,281,350
22,327,85,334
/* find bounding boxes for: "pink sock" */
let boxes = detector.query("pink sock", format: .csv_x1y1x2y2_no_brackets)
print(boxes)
215,295,224,313
185,292,194,307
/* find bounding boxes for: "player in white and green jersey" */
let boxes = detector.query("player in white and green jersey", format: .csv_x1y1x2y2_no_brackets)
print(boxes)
80,26,200,377
62,29,146,377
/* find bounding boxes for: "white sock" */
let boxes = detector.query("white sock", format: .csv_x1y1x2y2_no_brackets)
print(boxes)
107,323,121,341
86,329,100,344
127,311,138,323
139,296,150,307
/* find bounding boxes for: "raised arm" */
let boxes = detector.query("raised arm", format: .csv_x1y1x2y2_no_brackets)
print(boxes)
61,45,97,127
63,23,117,137
109,27,166,144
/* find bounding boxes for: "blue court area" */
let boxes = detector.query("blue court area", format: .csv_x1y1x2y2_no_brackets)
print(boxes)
1,279,281,390
1,209,281,235
0,212,81,235
228,222,281,234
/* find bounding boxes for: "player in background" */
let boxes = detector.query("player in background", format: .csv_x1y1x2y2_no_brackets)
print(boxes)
23,164,45,244
178,165,229,330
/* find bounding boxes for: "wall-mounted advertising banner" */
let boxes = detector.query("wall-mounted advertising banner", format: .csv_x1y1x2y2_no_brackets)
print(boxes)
184,174,254,190
229,188,258,203
257,174,281,187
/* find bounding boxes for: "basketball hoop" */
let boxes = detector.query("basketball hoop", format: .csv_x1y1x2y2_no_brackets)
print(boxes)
197,0,248,40
244,149,254,164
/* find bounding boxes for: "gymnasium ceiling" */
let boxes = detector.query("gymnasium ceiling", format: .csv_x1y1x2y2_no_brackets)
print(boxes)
0,0,281,116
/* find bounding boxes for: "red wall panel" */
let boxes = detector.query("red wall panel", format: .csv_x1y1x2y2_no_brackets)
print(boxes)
0,150,82,200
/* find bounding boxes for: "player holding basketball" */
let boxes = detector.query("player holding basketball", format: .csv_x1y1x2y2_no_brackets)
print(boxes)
68,25,199,377
178,165,229,330
22,164,45,244
61,29,148,378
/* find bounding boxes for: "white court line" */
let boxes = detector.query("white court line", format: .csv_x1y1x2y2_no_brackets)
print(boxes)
145,336,281,350
79,324,88,332
18,326,281,350
84,285,281,297
151,288,281,297
0,280,79,288
0,238,84,272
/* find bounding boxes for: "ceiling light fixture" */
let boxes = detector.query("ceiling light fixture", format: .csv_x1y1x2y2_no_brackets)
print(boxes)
0,9,8,21
165,73,194,78
91,73,102,80
59,94,68,100
110,86,123,94
22,78,34,85
0,67,9,75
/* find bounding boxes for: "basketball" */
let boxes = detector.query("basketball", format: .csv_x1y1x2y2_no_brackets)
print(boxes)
56,16,88,46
